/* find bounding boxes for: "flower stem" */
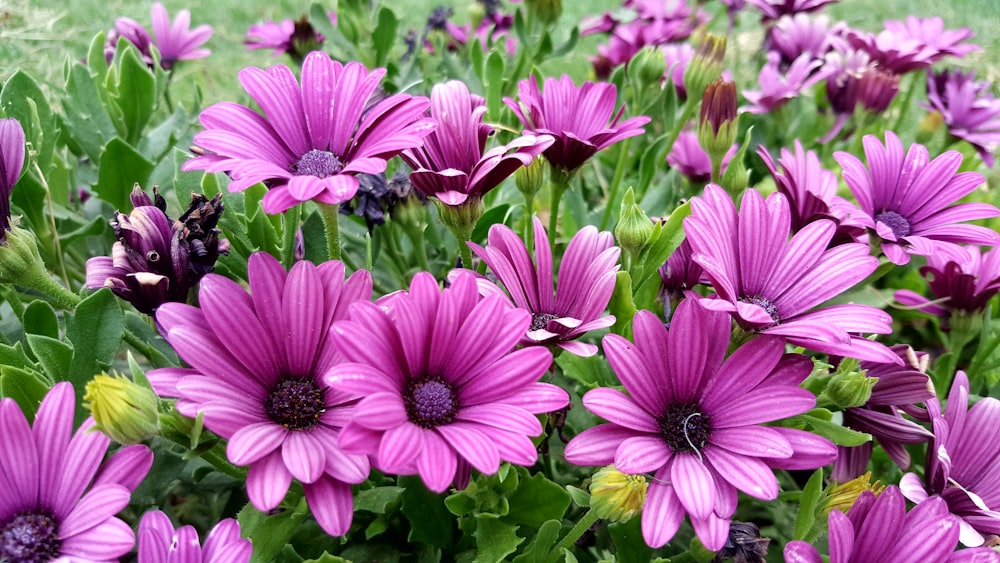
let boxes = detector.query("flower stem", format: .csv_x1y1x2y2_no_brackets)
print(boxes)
548,180,568,251
319,203,342,262
456,224,475,271
122,328,171,368
280,205,301,270
31,159,70,288
27,273,82,310
599,137,633,231
553,508,601,553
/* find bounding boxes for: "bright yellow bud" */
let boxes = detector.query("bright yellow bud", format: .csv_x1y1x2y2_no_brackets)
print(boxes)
84,372,160,444
589,465,648,523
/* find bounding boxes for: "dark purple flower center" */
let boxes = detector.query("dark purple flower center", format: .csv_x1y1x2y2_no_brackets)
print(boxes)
404,377,458,428
659,402,711,454
530,313,559,332
874,210,911,238
0,510,61,563
738,295,781,324
266,377,326,431
295,149,344,178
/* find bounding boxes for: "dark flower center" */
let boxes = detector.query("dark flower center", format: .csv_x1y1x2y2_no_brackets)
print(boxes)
0,510,61,563
530,313,559,332
266,377,326,431
659,403,711,454
404,377,458,428
874,210,911,238
738,295,780,324
295,149,344,178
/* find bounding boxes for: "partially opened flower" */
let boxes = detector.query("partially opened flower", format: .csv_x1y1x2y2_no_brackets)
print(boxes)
834,131,1000,265
564,300,835,549
245,13,333,62
138,510,251,563
0,118,25,241
743,52,827,114
666,131,736,184
925,69,1000,167
105,2,211,69
469,217,620,357
325,271,569,493
148,252,373,536
767,13,846,64
894,245,1000,322
784,486,1000,563
0,382,153,562
684,185,898,363
184,52,434,214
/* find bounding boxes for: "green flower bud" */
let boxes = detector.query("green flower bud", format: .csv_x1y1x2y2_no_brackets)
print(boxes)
821,369,877,409
515,157,546,199
615,188,654,258
524,0,562,27
590,465,648,523
684,33,726,103
629,46,667,91
0,226,47,287
84,372,160,444
698,79,738,165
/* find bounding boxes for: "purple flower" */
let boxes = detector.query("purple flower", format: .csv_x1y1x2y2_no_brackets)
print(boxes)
325,271,570,493
138,510,251,563
767,13,846,64
659,239,705,301
784,486,1000,563
845,16,979,76
564,300,835,549
926,69,1000,167
743,52,827,114
0,118,25,240
834,131,1000,265
0,382,153,562
444,11,517,54
469,217,620,357
183,52,435,214
746,0,837,21
504,75,650,176
662,42,694,99
900,371,1000,546
245,13,334,62
884,17,979,60
106,3,211,70
684,185,898,363
832,345,935,482
666,131,736,183
400,80,552,207
895,245,1000,321
148,252,373,536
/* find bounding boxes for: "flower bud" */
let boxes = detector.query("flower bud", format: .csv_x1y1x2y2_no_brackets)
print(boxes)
524,0,562,27
821,367,877,409
824,472,885,514
698,79,738,169
589,465,648,523
0,226,49,287
684,33,726,103
515,156,546,199
615,188,654,259
84,372,160,444
629,46,667,91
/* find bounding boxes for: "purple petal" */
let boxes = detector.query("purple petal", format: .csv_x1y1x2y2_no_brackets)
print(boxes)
246,451,292,510
304,476,355,536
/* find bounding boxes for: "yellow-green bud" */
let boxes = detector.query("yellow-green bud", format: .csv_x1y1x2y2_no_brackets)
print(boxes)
915,110,944,145
684,34,726,103
590,465,648,523
524,0,562,27
615,188,654,258
515,157,546,199
84,372,160,444
698,79,738,165
629,46,667,91
467,1,487,30
824,472,885,514
821,370,877,409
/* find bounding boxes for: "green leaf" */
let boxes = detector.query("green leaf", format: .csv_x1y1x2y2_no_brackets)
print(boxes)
23,300,59,339
87,31,110,79
372,7,399,68
0,365,51,422
609,517,652,563
115,44,157,145
26,335,74,381
301,554,350,563
790,412,871,447
794,468,824,541
95,137,154,211
62,63,118,162
632,200,690,295
565,486,590,508
400,475,454,547
238,502,306,563
608,270,637,338
59,216,109,247
512,519,563,563
550,27,580,57
0,342,34,370
504,470,571,528
2,70,56,170
355,486,404,514
473,515,523,563
66,289,124,406
247,208,281,258
555,349,620,389
484,51,506,122
471,203,510,244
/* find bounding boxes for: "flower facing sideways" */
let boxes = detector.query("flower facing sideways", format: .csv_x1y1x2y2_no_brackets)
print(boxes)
138,510,251,563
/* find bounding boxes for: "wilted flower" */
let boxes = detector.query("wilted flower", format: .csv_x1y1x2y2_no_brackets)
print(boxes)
925,69,1000,167
85,185,228,315
834,131,1000,265
895,245,1000,324
148,252,374,536
714,521,770,563
106,2,212,69
184,52,434,214
564,300,835,549
0,118,25,242
0,382,153,562
138,510,251,563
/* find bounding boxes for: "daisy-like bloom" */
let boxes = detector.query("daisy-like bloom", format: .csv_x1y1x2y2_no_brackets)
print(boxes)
245,13,334,62
564,300,836,549
767,13,846,64
138,510,251,563
884,16,979,61
743,52,827,114
900,371,1000,546
504,75,650,178
926,69,1000,168
468,217,620,357
0,382,153,562
0,118,25,241
684,184,898,363
784,486,1000,563
147,252,373,536
325,271,570,493
666,131,736,184
831,345,935,482
894,245,1000,324
834,131,1000,265
400,80,553,209
444,11,517,54
183,51,434,215
589,18,693,76
106,2,211,69
86,185,228,315
846,17,978,76
746,0,837,21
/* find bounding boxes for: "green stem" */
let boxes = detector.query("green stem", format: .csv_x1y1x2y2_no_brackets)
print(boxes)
31,159,70,288
319,203,342,262
553,508,601,553
456,225,475,271
548,180,568,251
28,274,81,310
280,205,301,270
122,328,171,368
599,137,633,231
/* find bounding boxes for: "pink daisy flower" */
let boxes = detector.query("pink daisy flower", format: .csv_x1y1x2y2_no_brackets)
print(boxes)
138,510,251,563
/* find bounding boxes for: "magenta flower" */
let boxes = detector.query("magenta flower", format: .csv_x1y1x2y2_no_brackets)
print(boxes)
767,13,846,64
900,371,1000,546
138,510,251,563
885,16,980,60
666,131,736,184
684,185,898,363
245,13,334,61
504,75,650,176
183,52,434,214
0,118,25,240
895,245,1000,322
565,300,835,549
834,131,1000,265
148,252,373,536
784,486,1000,563
107,3,211,69
662,43,694,99
743,52,827,114
926,69,1000,167
444,11,517,54
469,217,620,357
746,0,837,21
400,80,552,207
846,16,979,76
0,382,153,562
325,271,570,493
659,239,705,302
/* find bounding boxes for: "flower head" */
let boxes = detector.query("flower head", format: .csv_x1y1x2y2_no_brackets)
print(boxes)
846,16,978,75
767,13,846,64
925,69,1000,167
746,0,838,21
684,185,898,363
245,13,333,62
106,2,211,69
184,52,434,214
148,252,373,536
469,217,620,357
325,271,569,493
0,118,25,241
564,300,835,549
0,382,153,562
895,245,1000,322
834,131,1000,265
743,52,827,114
666,131,736,184
138,510,251,563
504,75,650,177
